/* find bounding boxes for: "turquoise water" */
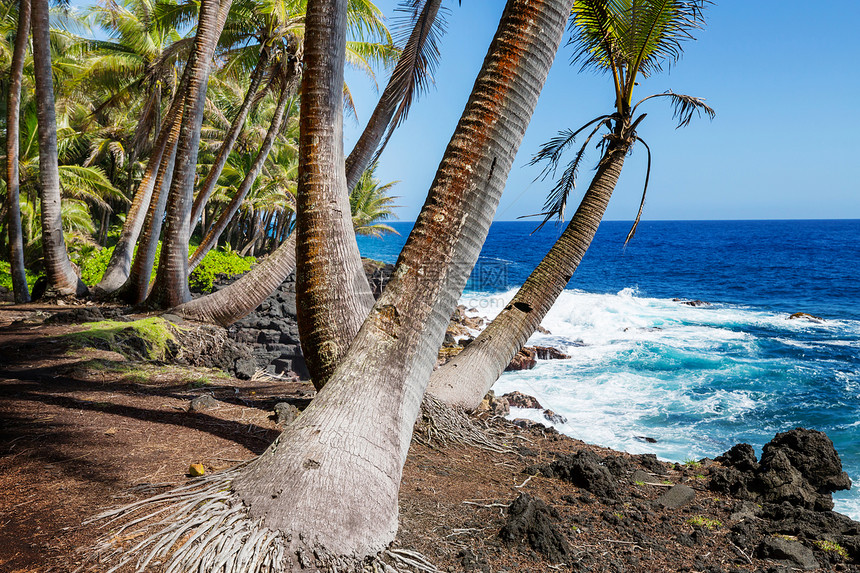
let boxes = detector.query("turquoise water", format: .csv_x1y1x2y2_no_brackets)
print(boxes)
357,220,860,518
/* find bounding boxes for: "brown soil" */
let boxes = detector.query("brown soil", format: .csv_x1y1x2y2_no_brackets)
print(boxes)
0,303,855,572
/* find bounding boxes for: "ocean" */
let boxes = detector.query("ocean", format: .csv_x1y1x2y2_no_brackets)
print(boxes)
357,219,860,518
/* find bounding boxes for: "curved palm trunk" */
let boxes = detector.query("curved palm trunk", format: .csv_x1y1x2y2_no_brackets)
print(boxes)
188,76,296,272
95,76,188,295
428,137,630,408
188,49,270,229
172,232,296,326
5,0,31,303
343,0,442,192
294,0,376,390
31,0,87,298
145,0,232,309
117,111,183,304
232,0,569,560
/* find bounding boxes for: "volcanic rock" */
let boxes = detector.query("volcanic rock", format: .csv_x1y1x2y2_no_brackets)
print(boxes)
499,493,570,562
502,391,543,410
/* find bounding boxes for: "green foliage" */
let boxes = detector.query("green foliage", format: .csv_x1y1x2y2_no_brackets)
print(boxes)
814,540,848,559
188,248,256,293
683,458,702,469
687,516,722,530
63,317,177,361
72,245,116,285
0,262,38,291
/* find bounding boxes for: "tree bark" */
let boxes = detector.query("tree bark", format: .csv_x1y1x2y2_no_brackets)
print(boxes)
343,0,442,192
31,0,87,297
95,76,188,295
172,232,296,326
117,114,182,304
188,73,297,272
428,137,630,408
145,0,233,308
232,0,570,560
294,0,376,389
5,0,31,303
188,48,270,229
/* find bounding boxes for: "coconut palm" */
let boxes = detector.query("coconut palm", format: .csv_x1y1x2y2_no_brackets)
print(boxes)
429,0,715,409
349,161,398,237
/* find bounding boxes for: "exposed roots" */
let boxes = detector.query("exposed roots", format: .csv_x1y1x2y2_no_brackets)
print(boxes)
414,394,513,453
80,463,442,573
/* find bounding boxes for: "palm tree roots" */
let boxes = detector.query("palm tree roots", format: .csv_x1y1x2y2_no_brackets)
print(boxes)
415,394,513,454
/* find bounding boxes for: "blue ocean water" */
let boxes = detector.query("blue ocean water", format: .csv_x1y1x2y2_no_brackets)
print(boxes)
357,220,860,518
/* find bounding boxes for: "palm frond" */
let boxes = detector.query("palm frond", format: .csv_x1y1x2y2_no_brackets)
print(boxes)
624,136,651,246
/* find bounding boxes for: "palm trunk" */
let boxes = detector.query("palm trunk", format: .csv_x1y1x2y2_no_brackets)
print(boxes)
343,0,442,192
5,0,31,303
188,48,270,229
31,0,87,297
232,0,570,561
294,0,376,389
428,136,630,408
188,76,296,272
118,114,182,304
95,83,186,295
145,0,232,309
172,232,296,326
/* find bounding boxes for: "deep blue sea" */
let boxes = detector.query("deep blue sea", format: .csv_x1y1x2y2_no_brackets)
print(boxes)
357,220,860,518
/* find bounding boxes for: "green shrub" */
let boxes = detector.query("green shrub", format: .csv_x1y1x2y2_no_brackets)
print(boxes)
188,248,256,293
0,261,38,291
73,244,115,286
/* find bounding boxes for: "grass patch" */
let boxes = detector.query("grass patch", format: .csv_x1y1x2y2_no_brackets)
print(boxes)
63,318,178,361
687,516,722,530
683,458,702,469
814,540,848,559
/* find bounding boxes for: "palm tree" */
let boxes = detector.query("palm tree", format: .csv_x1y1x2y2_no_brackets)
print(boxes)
31,0,87,297
94,1,571,568
5,0,31,302
428,0,715,409
349,161,398,237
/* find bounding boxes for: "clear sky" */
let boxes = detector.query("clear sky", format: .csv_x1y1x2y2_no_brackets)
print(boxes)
344,1,860,222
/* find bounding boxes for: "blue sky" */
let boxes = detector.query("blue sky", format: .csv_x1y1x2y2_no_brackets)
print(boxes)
344,1,860,222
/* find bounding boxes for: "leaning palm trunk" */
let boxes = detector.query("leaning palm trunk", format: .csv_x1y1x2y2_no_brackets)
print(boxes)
188,48,270,229
343,0,442,192
145,0,233,309
88,1,570,569
294,0,376,389
188,74,297,272
5,0,31,303
31,0,86,297
95,71,191,296
172,232,296,326
117,116,182,305
428,137,630,408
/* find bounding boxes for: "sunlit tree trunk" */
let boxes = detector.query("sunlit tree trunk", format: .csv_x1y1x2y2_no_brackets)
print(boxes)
428,134,630,408
294,0,376,389
188,48,271,229
5,0,31,303
231,0,570,561
188,72,297,272
145,0,233,308
32,0,87,297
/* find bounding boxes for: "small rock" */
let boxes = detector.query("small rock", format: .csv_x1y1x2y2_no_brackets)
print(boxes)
757,537,819,570
475,391,510,417
634,435,658,443
788,312,824,323
499,493,570,562
189,395,218,412
631,469,654,484
273,402,299,425
531,346,570,360
536,325,551,335
656,484,696,509
505,347,537,371
502,391,543,409
543,409,567,424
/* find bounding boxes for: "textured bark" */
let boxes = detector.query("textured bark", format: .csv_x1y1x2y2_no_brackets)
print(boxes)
343,0,442,192
295,0,375,390
428,138,630,408
188,49,270,229
188,74,297,272
95,75,189,295
232,0,569,559
31,0,87,297
172,233,296,326
5,0,31,303
145,0,232,308
118,115,181,304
